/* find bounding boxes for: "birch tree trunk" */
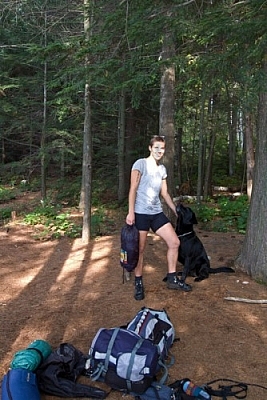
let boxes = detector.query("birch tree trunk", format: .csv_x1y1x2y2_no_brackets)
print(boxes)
228,105,236,177
245,113,255,200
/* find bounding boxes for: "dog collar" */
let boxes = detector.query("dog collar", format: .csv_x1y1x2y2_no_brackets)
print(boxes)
178,231,193,238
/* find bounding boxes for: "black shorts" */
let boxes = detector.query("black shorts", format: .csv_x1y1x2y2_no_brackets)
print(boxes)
135,212,170,233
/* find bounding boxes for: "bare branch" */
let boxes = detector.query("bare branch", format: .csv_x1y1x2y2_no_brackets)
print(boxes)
224,297,267,304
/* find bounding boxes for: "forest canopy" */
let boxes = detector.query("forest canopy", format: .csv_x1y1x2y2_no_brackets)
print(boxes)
1,1,265,196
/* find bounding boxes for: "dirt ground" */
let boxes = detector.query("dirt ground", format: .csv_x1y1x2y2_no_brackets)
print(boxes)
0,193,267,399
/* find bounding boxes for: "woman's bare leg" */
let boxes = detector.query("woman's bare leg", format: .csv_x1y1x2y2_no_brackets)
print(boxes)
156,222,179,273
156,223,192,291
134,230,148,277
134,230,148,300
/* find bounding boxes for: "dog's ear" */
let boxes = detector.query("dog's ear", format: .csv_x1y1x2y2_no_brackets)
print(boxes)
182,206,198,225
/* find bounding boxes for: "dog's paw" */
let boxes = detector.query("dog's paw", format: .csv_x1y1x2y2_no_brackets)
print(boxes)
188,271,197,277
194,277,206,282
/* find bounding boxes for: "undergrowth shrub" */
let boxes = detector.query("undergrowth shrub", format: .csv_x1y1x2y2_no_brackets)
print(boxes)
192,195,249,233
0,186,16,202
23,204,82,239
0,207,12,223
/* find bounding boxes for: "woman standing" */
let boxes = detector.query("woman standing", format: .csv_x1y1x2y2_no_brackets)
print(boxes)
126,136,192,300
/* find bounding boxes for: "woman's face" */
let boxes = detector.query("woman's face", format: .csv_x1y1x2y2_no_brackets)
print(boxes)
149,141,165,162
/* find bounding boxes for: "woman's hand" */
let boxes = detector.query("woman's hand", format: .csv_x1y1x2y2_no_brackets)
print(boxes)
126,212,135,225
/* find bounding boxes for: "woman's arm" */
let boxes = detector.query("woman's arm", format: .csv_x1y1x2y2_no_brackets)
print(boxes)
126,169,141,225
160,179,177,216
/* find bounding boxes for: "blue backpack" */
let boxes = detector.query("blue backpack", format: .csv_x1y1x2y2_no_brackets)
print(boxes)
126,307,176,365
87,309,177,396
87,327,159,394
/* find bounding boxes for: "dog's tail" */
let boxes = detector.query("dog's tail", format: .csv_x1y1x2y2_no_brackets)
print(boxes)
208,266,235,274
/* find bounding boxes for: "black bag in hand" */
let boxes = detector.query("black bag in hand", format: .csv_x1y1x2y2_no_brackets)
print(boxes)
120,224,139,272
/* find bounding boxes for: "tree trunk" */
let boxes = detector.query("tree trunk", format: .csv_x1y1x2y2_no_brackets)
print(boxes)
81,0,92,243
196,87,205,203
228,104,236,177
41,8,47,201
118,88,126,202
245,112,255,200
235,59,267,281
176,127,183,189
203,129,216,199
159,33,176,219
203,96,216,199
1,138,5,164
81,82,92,242
125,106,136,194
175,88,184,189
60,146,65,179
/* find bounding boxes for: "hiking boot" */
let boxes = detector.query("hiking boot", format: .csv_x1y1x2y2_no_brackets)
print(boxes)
167,276,192,292
134,281,145,300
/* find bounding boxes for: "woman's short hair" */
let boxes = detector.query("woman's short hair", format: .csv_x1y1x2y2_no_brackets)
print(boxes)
149,135,165,147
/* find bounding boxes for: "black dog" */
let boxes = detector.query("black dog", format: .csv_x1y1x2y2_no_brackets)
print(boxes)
175,203,235,282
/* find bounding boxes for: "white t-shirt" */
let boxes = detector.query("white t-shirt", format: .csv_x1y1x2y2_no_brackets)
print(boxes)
132,158,167,215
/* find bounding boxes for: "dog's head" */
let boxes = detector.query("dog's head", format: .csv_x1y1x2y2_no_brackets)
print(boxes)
176,203,198,230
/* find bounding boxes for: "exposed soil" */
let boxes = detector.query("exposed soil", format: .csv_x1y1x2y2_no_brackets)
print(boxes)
1,192,267,399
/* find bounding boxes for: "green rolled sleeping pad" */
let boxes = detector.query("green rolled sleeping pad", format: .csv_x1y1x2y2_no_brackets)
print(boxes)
10,339,52,371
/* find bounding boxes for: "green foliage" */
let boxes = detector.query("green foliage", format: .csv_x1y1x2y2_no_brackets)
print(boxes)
1,0,267,218
193,195,249,234
53,178,81,206
0,186,16,202
216,195,249,216
91,208,106,237
21,196,114,239
23,203,60,223
0,207,12,221
194,204,217,223
216,195,249,233
23,204,81,239
212,174,245,188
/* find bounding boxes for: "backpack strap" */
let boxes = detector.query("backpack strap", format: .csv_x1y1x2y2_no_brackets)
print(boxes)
104,328,120,375
90,328,120,382
156,346,175,386
205,379,248,399
90,362,105,382
168,378,248,400
126,336,145,392
157,358,171,386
